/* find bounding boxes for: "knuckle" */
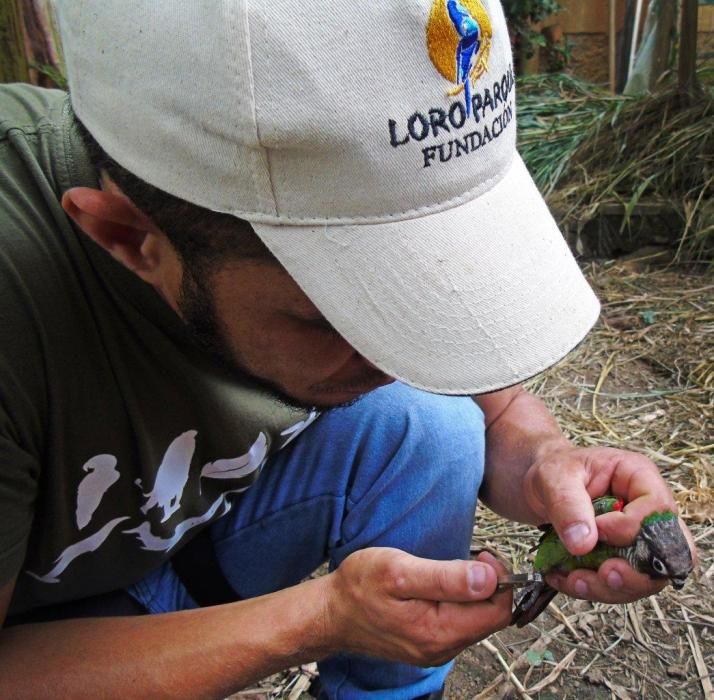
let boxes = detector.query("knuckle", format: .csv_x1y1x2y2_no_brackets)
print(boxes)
382,558,408,595
416,637,457,668
411,616,454,662
546,488,578,520
418,642,442,666
435,564,456,596
548,488,571,510
389,572,409,597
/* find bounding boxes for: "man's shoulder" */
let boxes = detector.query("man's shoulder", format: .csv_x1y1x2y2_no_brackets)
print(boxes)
0,83,68,139
0,83,87,210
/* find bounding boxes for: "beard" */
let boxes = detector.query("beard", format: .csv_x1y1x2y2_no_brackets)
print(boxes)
176,263,363,412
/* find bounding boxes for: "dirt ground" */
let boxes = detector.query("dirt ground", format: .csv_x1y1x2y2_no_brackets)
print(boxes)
233,259,714,700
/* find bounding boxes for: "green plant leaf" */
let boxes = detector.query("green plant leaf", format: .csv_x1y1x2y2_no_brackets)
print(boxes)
621,174,658,231
640,310,657,325
526,649,544,666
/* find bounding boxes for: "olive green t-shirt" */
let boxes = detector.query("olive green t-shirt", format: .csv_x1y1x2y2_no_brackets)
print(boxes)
0,84,314,615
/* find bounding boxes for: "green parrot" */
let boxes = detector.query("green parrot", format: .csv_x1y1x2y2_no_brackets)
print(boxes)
511,496,693,627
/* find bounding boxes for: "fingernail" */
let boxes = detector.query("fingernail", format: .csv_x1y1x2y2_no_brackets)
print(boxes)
574,579,588,597
607,570,624,590
563,522,591,550
468,563,487,592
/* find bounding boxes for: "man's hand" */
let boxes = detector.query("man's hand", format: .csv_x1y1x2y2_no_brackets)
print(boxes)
324,548,512,667
523,443,697,603
476,386,697,607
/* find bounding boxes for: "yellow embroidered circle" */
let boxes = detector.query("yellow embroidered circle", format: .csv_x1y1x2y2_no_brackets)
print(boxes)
426,0,493,89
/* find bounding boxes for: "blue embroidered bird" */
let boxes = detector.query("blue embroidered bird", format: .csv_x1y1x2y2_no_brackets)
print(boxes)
446,0,482,117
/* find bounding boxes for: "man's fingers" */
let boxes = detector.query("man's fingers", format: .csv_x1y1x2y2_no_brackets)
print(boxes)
434,553,514,648
475,551,512,586
547,559,665,604
596,458,679,546
596,453,677,545
386,552,500,602
532,471,599,556
528,447,680,554
437,590,513,647
679,517,700,568
608,455,677,514
595,511,642,546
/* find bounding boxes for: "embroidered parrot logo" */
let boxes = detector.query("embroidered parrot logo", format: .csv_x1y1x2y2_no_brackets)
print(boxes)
427,0,493,116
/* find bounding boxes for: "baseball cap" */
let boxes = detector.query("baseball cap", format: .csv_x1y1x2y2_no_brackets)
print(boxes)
57,0,600,394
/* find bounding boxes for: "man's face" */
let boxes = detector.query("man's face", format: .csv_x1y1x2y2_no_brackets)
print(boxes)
179,257,394,410
62,180,392,409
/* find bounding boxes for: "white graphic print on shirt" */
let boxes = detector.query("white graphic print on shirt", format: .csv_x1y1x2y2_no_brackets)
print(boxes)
200,432,268,482
28,517,130,583
75,454,120,530
27,415,316,584
138,430,197,523
123,496,230,552
279,410,318,449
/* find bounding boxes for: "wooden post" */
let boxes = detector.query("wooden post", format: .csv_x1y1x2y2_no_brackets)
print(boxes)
628,0,644,77
609,0,617,92
0,0,62,86
618,0,636,91
679,0,699,98
651,0,678,88
0,1,30,83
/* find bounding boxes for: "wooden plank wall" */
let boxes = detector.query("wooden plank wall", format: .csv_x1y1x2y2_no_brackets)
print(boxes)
529,1,714,83
548,0,713,35
549,0,629,34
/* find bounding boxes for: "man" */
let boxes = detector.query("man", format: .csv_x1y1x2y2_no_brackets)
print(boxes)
0,0,690,697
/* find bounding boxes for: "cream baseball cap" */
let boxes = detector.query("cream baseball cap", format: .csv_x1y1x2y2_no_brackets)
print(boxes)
58,0,600,394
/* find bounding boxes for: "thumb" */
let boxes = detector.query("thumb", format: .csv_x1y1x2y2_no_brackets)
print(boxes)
530,468,599,556
388,553,500,602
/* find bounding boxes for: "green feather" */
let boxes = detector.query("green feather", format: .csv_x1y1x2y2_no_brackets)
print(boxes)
592,496,622,516
642,511,677,527
532,496,625,574
532,529,620,573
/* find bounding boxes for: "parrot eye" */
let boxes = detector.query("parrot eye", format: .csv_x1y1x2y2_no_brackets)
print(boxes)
651,557,667,575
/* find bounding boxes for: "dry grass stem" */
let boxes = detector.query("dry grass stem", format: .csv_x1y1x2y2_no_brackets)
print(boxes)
682,606,714,700
479,639,534,700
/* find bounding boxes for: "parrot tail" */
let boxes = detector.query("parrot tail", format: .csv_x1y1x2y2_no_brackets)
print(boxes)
464,78,472,118
510,580,558,627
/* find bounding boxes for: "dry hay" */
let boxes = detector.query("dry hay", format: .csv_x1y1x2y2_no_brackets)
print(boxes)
239,261,713,699
518,75,714,261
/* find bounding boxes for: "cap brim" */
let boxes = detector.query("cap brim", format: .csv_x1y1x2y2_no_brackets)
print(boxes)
252,155,600,394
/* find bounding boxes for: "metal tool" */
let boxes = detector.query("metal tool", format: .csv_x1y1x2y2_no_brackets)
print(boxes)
496,572,543,591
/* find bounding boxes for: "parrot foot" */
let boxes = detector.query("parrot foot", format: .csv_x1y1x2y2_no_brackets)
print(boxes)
510,579,558,628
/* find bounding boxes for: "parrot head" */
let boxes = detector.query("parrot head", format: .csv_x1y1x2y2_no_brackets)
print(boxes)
632,512,693,590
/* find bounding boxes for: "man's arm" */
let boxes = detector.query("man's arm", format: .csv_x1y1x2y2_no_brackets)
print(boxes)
475,384,570,527
0,550,510,698
474,384,693,604
0,573,329,698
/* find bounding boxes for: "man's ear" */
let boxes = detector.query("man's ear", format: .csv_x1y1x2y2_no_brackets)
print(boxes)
61,186,162,277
